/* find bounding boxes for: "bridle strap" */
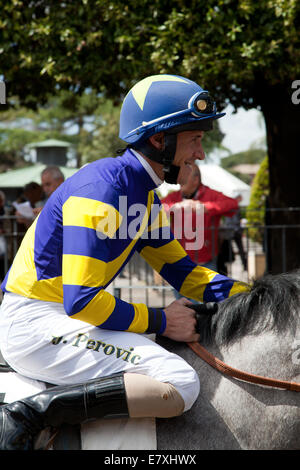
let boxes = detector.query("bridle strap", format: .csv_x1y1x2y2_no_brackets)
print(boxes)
187,342,300,392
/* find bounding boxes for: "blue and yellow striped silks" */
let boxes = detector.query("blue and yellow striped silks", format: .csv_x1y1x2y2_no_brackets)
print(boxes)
137,195,250,302
2,152,167,333
1,150,249,334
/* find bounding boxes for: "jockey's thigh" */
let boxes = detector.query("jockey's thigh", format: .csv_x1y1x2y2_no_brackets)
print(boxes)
0,293,199,412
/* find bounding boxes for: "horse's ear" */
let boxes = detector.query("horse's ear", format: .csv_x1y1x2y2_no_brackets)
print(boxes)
187,303,218,316
205,303,219,314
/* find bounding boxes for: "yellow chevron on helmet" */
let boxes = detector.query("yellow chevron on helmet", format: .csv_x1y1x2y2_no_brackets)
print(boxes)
131,75,189,111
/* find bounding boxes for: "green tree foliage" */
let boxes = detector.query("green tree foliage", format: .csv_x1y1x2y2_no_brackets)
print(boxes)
78,100,124,163
1,0,300,270
246,156,269,243
221,148,266,170
1,1,299,108
0,94,76,170
0,90,113,169
0,0,156,107
0,127,38,171
220,147,266,183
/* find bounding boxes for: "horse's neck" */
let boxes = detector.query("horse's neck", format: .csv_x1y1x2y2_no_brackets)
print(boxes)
217,330,299,381
156,332,300,450
203,330,300,449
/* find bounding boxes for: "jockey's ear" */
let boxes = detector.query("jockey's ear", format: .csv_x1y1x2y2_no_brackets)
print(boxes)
148,132,165,151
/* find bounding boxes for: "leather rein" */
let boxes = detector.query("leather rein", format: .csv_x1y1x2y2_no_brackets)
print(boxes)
187,341,300,392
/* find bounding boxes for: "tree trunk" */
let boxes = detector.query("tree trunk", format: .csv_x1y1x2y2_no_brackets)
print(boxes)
76,116,84,168
257,80,300,274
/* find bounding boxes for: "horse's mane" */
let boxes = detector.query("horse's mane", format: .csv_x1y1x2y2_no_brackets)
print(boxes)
198,269,300,347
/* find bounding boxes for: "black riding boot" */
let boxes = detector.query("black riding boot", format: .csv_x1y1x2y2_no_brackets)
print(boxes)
0,372,128,450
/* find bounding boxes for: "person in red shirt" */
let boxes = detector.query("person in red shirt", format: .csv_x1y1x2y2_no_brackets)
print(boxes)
162,164,238,298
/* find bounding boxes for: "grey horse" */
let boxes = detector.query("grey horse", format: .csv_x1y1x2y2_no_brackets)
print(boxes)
1,270,299,450
156,270,300,450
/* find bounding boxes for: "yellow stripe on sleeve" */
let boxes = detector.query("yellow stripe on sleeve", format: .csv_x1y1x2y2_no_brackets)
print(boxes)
148,206,170,233
126,303,149,333
63,254,106,287
229,281,251,297
140,239,187,273
180,265,217,300
63,196,122,238
70,289,116,325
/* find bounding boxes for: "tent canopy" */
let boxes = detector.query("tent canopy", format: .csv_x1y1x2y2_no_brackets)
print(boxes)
0,164,78,188
26,139,71,149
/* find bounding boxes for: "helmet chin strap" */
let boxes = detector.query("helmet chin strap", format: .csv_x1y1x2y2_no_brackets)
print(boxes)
132,133,180,185
163,163,180,184
162,133,180,184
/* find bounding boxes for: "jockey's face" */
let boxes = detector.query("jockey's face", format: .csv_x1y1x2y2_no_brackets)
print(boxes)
174,130,205,185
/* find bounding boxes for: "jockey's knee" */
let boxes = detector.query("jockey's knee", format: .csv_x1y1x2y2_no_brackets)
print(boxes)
181,368,200,412
124,371,199,418
159,359,200,413
124,373,184,418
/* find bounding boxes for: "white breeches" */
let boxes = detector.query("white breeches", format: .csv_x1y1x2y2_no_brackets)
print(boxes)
0,293,200,412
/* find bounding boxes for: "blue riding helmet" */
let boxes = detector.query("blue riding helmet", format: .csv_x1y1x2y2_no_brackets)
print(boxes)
119,74,225,144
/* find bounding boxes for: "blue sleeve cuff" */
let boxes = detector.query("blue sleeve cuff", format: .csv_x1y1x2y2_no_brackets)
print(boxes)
146,308,167,334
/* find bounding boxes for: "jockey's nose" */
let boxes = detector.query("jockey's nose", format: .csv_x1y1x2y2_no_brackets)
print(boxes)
195,142,205,161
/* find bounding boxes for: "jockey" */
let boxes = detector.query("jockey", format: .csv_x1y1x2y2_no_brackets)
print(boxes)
0,74,249,449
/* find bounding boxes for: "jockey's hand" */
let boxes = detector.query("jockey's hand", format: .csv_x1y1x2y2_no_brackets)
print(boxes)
162,298,200,343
